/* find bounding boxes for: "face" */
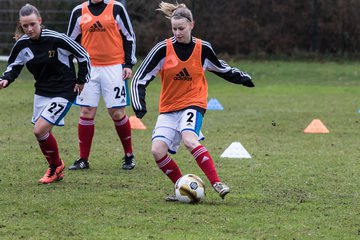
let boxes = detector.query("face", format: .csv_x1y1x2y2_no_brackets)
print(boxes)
171,18,194,43
20,13,42,40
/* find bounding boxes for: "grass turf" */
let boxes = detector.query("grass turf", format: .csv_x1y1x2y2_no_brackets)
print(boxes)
0,60,359,239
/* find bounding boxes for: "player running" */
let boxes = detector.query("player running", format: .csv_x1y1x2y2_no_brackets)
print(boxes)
0,4,91,184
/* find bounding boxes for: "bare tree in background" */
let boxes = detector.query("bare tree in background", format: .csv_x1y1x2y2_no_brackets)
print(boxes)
1,0,360,57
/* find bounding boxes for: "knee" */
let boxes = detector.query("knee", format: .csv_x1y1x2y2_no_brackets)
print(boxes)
151,143,167,160
33,127,47,139
151,146,162,160
182,137,199,151
80,107,96,119
109,108,126,120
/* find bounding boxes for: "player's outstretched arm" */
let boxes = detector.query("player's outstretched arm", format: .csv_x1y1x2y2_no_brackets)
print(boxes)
0,79,9,89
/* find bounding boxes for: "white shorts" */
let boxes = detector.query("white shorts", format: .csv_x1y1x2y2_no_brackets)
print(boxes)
75,64,130,108
152,108,205,154
32,95,72,126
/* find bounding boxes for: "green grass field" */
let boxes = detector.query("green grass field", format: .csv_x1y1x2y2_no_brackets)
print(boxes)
0,60,359,239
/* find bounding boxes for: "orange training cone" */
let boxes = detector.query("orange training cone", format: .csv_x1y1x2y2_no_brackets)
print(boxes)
129,115,147,130
303,119,329,133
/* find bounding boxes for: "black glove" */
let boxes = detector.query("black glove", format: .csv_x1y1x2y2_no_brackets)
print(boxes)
135,110,147,119
242,79,255,87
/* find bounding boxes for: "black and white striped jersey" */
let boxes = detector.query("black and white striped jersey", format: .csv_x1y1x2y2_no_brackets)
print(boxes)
1,29,91,102
67,0,136,69
131,36,253,115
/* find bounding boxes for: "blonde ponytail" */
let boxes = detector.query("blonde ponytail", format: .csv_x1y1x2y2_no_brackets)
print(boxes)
157,1,193,22
14,22,25,41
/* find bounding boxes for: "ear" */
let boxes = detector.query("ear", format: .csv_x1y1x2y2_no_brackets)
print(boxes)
38,17,42,25
190,21,195,30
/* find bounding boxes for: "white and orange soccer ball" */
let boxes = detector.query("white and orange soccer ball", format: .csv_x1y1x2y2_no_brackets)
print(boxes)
175,174,205,203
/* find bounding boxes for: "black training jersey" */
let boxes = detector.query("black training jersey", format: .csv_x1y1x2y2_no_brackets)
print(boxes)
1,29,91,102
131,36,253,115
67,0,136,69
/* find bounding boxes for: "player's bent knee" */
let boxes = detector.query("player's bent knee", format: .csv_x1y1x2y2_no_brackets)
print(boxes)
33,118,53,138
151,147,164,160
33,128,48,139
151,144,168,160
182,138,199,151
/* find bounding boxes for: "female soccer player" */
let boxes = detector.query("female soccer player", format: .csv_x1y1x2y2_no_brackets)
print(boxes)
0,4,91,184
131,2,254,200
67,0,137,171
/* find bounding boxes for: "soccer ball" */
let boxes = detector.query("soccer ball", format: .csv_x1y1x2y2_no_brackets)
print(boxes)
175,174,205,203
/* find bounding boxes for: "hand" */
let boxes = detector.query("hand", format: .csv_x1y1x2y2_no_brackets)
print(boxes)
74,83,84,95
123,68,133,80
0,79,9,89
135,110,147,119
242,79,255,87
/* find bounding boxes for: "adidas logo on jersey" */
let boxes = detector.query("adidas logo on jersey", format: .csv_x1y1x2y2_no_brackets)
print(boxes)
89,21,106,32
174,68,192,81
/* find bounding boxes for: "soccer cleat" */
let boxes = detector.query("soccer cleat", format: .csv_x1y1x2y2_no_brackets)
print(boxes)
122,155,136,170
38,160,65,184
165,194,178,202
57,173,65,181
68,158,89,170
213,182,230,199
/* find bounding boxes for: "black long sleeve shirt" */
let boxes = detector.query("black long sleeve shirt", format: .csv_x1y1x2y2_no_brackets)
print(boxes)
1,29,91,102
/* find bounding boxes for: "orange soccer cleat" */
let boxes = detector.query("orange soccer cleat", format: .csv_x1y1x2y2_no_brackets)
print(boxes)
38,160,65,184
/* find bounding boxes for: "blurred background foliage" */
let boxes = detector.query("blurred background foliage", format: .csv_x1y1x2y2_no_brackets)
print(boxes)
0,0,360,59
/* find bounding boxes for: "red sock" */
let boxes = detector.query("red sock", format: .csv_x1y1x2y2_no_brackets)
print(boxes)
37,132,61,166
113,115,133,156
78,117,94,160
156,155,182,184
192,145,220,185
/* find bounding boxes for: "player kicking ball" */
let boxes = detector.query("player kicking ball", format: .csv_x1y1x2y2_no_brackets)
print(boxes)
131,2,254,200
